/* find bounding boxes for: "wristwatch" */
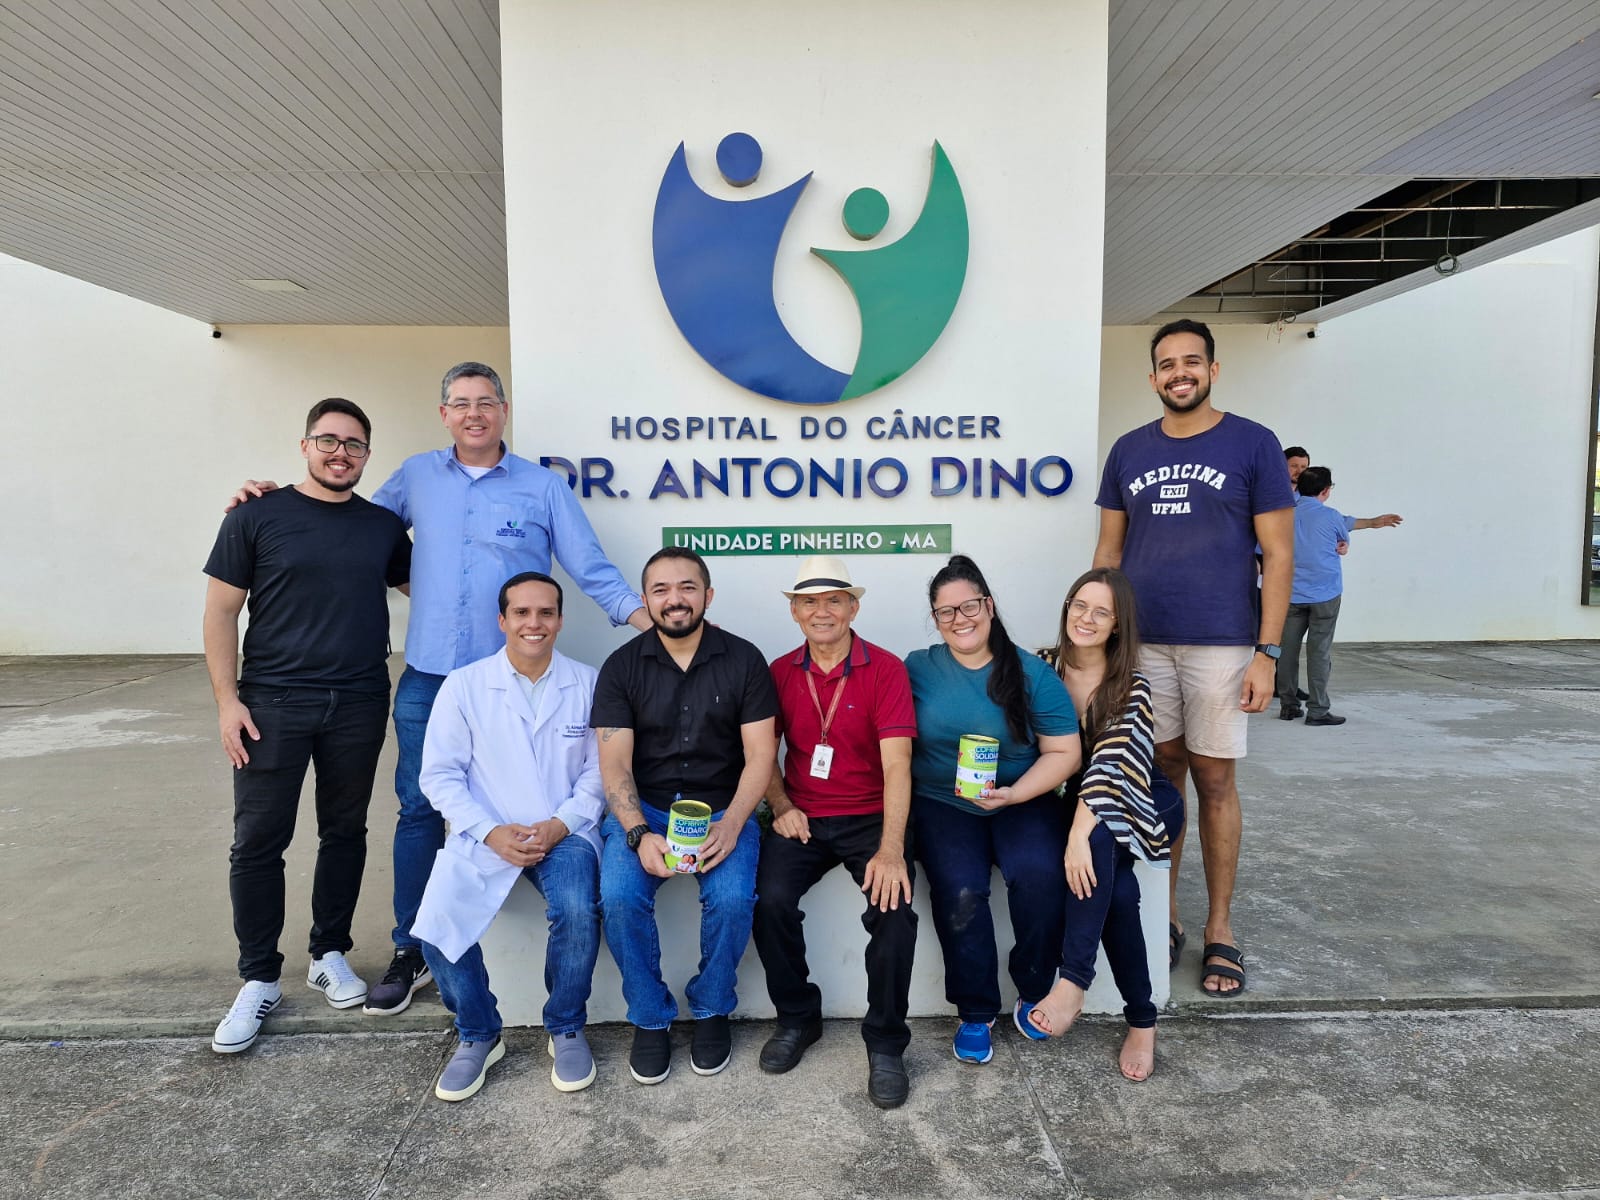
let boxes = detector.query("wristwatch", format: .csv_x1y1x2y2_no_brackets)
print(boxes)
1255,643,1281,660
625,823,651,851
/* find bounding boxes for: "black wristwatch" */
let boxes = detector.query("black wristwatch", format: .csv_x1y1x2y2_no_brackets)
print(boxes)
625,823,651,851
1255,643,1281,661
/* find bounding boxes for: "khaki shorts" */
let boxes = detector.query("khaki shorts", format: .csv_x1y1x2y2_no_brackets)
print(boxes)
1138,644,1254,759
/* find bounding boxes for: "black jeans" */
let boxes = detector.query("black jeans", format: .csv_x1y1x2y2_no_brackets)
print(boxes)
752,813,917,1055
229,685,389,982
1060,825,1156,1027
1058,769,1186,1029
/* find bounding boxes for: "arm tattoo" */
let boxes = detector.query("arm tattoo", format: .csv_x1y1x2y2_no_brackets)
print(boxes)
604,771,645,826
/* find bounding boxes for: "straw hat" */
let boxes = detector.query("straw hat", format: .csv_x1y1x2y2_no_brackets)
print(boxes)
782,555,865,599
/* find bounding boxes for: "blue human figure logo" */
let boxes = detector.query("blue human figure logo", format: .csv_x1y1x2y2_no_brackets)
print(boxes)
652,132,968,405
652,133,850,406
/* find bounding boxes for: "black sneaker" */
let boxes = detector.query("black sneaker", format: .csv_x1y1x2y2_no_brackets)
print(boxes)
629,1025,672,1085
363,949,433,1015
691,1014,732,1076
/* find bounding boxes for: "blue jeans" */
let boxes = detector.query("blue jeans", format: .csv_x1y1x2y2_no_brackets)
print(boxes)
599,804,760,1029
391,665,447,951
419,836,601,1041
230,685,388,982
912,794,1067,1023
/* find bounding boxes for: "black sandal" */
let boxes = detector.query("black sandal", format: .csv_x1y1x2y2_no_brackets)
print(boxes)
1168,923,1186,969
1200,942,1246,997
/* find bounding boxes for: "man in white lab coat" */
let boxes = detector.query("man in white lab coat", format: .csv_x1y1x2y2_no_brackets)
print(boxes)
410,571,604,1100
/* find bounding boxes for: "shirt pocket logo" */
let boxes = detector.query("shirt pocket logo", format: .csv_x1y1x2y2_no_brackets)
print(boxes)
490,503,528,538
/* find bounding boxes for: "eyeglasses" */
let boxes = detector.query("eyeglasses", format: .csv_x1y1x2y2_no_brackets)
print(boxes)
444,400,504,415
1067,599,1114,625
932,596,988,625
306,434,370,458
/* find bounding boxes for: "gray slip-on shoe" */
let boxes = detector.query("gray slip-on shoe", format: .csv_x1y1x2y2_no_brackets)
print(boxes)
547,1030,597,1092
435,1037,505,1102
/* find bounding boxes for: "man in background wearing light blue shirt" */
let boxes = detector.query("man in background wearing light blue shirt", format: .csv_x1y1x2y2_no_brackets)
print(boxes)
228,362,648,1015
1276,466,1403,726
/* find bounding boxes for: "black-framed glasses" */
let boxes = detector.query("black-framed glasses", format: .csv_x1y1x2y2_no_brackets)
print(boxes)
932,596,988,625
306,434,370,458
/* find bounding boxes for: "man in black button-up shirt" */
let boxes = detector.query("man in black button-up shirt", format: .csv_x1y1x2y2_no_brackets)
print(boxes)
591,547,778,1085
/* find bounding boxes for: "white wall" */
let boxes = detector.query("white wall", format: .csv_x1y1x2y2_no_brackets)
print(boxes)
501,0,1110,664
1100,226,1600,642
0,254,508,654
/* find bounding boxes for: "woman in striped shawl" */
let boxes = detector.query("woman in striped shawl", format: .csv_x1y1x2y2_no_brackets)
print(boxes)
1025,567,1176,1081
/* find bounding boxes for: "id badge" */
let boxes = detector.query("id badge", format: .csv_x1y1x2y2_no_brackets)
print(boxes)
809,744,834,779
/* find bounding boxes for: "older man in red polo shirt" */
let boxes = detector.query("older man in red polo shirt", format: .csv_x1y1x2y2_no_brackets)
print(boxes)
752,556,918,1109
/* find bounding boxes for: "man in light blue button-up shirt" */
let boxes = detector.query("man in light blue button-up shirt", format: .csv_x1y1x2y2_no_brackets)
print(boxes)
229,362,648,1016
368,362,648,1014
1276,465,1403,727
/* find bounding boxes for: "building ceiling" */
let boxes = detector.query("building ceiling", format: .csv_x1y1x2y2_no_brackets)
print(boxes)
0,0,506,324
2,1,1599,327
1105,0,1600,324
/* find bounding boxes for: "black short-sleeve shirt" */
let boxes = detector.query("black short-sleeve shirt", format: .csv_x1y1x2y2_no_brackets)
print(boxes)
203,487,412,694
590,623,779,812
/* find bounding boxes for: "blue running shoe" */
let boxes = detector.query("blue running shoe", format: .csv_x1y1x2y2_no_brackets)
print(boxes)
952,1020,994,1064
1012,998,1049,1041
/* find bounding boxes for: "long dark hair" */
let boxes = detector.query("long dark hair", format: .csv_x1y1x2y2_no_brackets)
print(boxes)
928,555,1030,743
1051,567,1141,740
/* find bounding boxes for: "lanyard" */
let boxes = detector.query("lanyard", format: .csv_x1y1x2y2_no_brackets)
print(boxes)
803,657,849,746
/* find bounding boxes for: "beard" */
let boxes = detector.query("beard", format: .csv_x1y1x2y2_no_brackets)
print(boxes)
310,461,361,492
1157,375,1211,415
653,606,706,640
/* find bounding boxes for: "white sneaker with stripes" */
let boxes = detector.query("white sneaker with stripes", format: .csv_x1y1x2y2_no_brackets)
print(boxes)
306,951,367,1009
212,980,282,1053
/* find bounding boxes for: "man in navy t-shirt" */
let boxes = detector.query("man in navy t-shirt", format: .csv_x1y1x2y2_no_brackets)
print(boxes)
203,398,411,1053
1093,319,1294,998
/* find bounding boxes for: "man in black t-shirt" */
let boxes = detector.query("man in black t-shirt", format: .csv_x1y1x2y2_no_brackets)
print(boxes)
590,547,778,1085
203,398,411,1054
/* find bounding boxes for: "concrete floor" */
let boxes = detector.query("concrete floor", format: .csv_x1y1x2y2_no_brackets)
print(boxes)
2,642,1598,1199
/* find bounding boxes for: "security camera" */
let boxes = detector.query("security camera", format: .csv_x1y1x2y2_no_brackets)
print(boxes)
211,326,222,339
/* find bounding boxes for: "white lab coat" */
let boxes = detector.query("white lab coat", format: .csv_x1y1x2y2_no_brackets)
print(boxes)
409,647,604,962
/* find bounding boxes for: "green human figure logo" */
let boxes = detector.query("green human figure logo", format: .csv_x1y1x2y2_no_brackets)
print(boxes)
812,142,969,401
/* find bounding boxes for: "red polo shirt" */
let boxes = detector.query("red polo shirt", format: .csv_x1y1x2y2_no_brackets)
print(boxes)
770,633,917,818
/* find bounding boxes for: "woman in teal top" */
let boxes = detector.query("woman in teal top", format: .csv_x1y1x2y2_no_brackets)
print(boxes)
905,555,1081,1066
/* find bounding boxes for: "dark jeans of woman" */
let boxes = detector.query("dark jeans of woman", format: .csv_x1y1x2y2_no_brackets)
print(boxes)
913,793,1067,1023
1059,769,1187,1028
